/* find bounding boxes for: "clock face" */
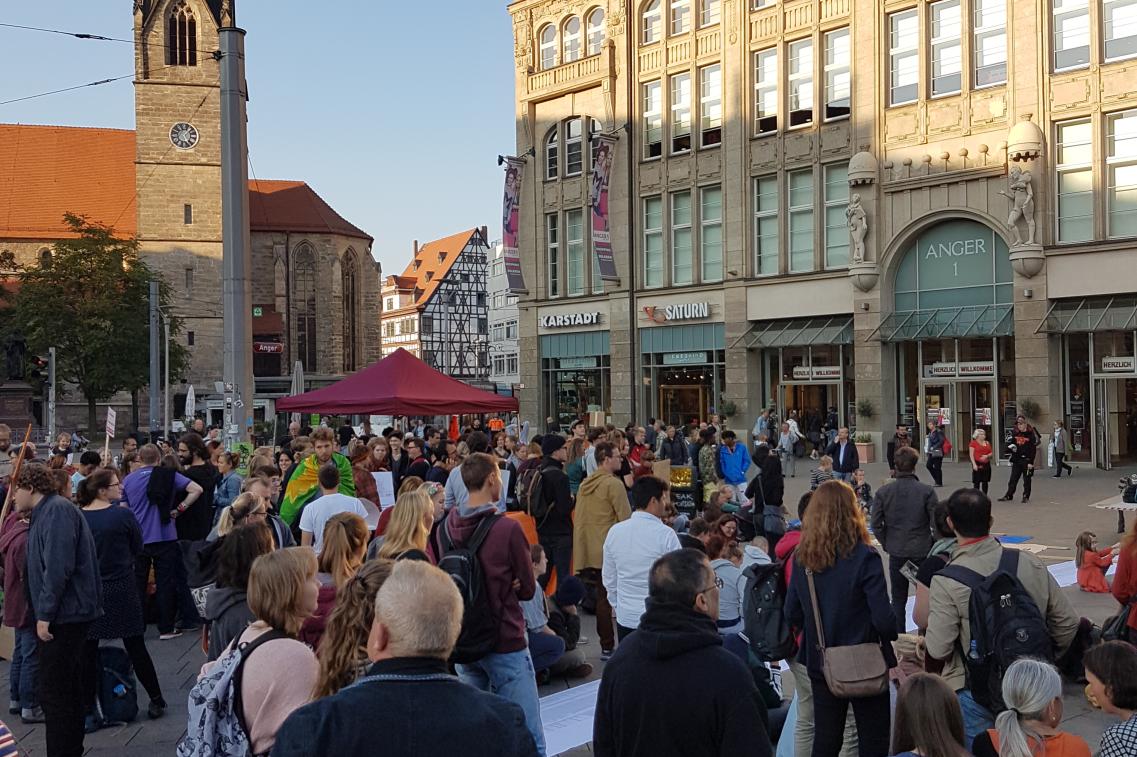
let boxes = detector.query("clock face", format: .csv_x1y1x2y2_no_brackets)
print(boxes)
170,122,199,150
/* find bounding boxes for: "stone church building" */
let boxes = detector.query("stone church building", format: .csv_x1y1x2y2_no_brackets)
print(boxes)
0,0,381,429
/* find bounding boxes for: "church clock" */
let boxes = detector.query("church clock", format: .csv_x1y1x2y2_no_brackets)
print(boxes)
169,122,199,150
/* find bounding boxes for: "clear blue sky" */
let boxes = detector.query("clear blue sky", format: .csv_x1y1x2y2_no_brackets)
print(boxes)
0,2,515,275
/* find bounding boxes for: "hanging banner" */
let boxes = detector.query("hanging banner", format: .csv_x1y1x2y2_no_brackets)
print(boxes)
501,157,528,293
591,134,619,281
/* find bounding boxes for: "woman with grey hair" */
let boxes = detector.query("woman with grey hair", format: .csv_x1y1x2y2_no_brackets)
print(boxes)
970,658,1091,756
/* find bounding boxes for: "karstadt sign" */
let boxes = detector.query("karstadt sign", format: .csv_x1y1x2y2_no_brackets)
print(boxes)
540,312,601,328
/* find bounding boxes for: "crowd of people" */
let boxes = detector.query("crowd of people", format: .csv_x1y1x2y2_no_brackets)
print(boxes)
0,411,1134,757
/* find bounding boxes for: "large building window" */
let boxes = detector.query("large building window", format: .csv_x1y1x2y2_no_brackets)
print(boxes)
167,2,197,66
753,176,779,275
1107,109,1137,237
700,0,721,26
973,0,1007,86
589,118,604,167
545,127,558,180
1056,119,1095,242
644,0,663,43
671,73,692,153
644,197,664,287
566,209,585,296
587,8,606,55
293,245,318,371
1053,0,1090,70
700,64,722,146
824,28,851,120
342,251,359,372
890,9,919,105
540,25,557,69
644,80,663,158
565,117,584,176
563,16,582,62
701,185,723,282
788,169,814,272
931,0,963,96
671,0,691,34
823,163,850,268
671,192,693,285
754,49,778,134
787,39,814,127
1105,0,1137,61
547,213,560,297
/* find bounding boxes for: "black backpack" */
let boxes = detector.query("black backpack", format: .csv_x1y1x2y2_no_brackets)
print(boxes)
741,561,797,663
517,465,549,522
939,549,1054,713
437,515,501,664
96,645,139,724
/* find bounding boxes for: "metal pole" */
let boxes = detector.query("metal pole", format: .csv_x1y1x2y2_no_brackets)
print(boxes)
149,280,160,441
163,313,170,441
219,26,254,449
46,347,56,443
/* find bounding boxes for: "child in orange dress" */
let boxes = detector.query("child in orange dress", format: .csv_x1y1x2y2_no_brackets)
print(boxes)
1075,531,1115,593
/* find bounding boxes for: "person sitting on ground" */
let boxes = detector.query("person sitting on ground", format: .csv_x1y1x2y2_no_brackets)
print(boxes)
204,522,274,660
970,658,1090,757
706,536,744,636
1075,530,1116,593
299,513,370,650
711,514,737,543
851,468,872,516
271,560,539,757
808,455,835,491
679,516,709,553
521,545,592,684
593,549,771,757
892,672,970,757
740,535,770,572
1083,640,1137,757
312,560,394,698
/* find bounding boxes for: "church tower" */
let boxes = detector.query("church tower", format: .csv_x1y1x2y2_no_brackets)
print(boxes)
133,0,232,386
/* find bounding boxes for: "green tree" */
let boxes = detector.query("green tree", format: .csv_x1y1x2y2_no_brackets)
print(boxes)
6,213,190,433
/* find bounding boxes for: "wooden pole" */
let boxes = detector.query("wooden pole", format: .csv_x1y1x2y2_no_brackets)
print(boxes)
0,423,34,525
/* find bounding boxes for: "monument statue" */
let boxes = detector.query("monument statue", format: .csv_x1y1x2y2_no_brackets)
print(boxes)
846,194,868,263
4,332,27,383
999,165,1036,246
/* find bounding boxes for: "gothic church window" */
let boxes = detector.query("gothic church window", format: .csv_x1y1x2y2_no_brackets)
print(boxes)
168,2,198,66
293,244,317,371
342,251,359,373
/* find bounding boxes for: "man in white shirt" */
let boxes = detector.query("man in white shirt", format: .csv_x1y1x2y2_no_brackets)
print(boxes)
602,475,682,642
299,462,367,553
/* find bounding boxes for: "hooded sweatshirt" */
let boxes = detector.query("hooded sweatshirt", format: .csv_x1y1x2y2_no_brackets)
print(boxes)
594,599,771,757
205,586,255,661
0,514,32,628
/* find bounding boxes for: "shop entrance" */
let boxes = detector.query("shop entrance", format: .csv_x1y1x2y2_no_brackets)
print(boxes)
1095,378,1137,469
920,380,996,462
659,384,708,427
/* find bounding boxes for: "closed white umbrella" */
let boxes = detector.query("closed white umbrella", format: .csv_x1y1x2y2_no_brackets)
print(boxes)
289,361,304,424
184,383,196,421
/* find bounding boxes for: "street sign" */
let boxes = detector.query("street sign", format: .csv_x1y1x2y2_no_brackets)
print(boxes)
252,306,263,317
253,342,283,354
105,407,116,438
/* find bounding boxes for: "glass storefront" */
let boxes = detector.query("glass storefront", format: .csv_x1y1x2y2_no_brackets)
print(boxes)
541,331,611,429
640,323,725,426
760,343,856,437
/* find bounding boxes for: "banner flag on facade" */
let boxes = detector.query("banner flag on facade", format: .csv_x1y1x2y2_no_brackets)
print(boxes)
591,134,619,281
501,157,528,293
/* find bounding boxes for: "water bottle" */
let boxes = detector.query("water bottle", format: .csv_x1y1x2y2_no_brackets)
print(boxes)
968,639,980,661
112,683,127,699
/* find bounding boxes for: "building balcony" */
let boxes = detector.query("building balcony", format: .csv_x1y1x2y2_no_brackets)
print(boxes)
527,54,603,97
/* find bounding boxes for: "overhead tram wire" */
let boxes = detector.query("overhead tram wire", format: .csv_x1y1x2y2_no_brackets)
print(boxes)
0,21,220,57
0,62,201,107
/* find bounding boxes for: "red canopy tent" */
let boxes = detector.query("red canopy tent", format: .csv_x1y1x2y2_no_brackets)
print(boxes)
275,348,518,415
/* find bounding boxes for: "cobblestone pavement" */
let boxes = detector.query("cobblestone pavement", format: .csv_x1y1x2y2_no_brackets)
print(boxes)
3,460,1133,755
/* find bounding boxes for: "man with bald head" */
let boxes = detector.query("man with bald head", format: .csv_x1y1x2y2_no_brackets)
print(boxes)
271,561,538,757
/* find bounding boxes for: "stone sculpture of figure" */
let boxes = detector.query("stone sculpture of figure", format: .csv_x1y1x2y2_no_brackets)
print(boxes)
846,194,868,263
999,165,1036,246
3,332,27,383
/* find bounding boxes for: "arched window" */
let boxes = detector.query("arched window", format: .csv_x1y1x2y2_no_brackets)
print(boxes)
167,2,198,66
563,17,582,62
38,248,52,269
546,127,559,179
671,0,691,35
539,25,558,70
643,0,662,44
293,244,317,371
586,9,606,55
341,250,359,373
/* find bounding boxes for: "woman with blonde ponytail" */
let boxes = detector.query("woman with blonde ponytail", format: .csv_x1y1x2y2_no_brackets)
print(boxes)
312,560,394,698
971,658,1090,757
214,492,269,538
298,512,369,650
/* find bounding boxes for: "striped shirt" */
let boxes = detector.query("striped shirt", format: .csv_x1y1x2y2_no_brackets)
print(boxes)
0,720,18,756
809,468,835,491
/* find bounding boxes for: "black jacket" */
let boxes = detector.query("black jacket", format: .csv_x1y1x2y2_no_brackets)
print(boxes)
594,600,771,757
537,459,575,537
745,447,784,510
270,657,538,757
658,436,689,466
824,440,860,475
869,473,937,558
1007,426,1039,465
886,434,912,470
26,494,102,625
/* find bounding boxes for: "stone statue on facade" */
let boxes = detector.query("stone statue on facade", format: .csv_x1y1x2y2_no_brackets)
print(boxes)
3,332,27,384
846,194,868,263
999,165,1036,246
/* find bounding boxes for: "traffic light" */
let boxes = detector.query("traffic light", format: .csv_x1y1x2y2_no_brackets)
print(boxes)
28,355,48,383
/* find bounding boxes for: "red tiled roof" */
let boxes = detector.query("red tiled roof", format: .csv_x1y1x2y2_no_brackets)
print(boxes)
247,179,372,241
0,124,371,242
0,124,137,239
383,228,479,312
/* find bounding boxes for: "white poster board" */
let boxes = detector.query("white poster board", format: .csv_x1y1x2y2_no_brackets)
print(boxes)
372,471,396,508
105,407,117,438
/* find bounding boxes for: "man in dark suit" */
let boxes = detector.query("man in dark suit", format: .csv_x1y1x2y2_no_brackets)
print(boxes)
825,427,859,482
